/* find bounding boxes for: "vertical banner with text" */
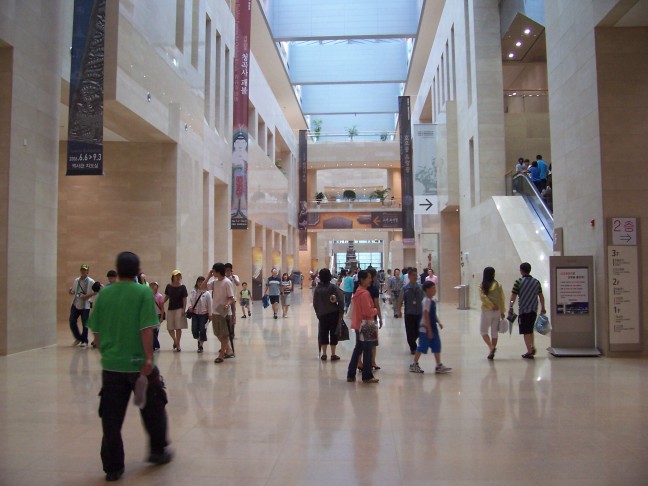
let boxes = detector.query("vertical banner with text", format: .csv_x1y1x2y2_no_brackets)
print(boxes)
231,0,252,229
413,124,438,215
399,96,415,246
298,130,308,250
66,0,105,176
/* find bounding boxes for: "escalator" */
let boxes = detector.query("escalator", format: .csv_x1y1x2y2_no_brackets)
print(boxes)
512,173,553,242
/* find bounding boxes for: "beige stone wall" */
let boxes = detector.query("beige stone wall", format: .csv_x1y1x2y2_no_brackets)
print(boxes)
596,26,648,353
57,142,177,330
504,113,552,172
0,0,63,354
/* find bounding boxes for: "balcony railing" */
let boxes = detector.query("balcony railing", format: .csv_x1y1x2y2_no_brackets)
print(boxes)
308,197,402,211
307,131,397,143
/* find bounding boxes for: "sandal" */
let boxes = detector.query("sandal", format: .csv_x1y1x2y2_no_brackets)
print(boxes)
372,366,381,370
331,355,340,361
214,357,224,363
320,354,327,361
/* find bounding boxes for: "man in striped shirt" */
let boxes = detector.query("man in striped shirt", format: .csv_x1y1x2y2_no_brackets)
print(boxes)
509,262,546,359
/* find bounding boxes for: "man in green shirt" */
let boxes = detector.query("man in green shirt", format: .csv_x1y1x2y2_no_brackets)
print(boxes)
87,251,172,481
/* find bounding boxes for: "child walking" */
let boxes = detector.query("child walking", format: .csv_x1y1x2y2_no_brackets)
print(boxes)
410,281,452,374
240,282,251,318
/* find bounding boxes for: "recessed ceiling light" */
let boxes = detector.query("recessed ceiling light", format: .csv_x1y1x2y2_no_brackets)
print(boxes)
524,28,531,35
508,53,514,58
512,92,517,95
515,41,522,47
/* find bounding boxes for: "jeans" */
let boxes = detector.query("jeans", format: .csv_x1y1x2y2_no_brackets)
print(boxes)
344,292,352,311
191,314,209,341
404,314,421,352
347,330,374,381
153,327,161,350
98,367,168,474
69,305,90,343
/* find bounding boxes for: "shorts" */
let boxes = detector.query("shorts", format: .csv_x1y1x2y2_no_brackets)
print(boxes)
269,295,280,305
281,293,291,306
212,315,230,338
480,309,500,338
416,328,441,354
240,298,250,306
518,312,537,335
166,308,187,330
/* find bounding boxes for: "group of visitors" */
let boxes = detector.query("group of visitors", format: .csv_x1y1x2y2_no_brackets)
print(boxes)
515,154,553,210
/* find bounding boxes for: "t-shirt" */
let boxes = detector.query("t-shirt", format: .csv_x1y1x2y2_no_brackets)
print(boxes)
153,292,165,317
537,160,548,179
342,276,355,293
400,282,425,315
419,297,437,332
165,284,187,310
389,276,403,293
529,166,541,182
512,275,542,314
87,281,159,372
210,277,234,316
71,276,96,310
281,280,292,294
368,284,379,300
240,289,251,300
266,276,282,296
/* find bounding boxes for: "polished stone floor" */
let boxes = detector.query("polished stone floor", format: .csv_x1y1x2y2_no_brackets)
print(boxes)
1,290,647,485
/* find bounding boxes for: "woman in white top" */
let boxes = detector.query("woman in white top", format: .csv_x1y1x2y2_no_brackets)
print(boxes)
280,272,293,318
188,276,213,353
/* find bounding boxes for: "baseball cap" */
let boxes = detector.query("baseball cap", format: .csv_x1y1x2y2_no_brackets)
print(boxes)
171,269,182,276
80,264,89,270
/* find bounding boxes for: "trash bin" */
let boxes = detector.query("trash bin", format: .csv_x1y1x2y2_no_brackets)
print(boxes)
454,284,469,310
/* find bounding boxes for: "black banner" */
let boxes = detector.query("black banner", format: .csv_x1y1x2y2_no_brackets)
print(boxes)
371,212,402,229
399,96,415,245
298,130,308,250
66,0,105,176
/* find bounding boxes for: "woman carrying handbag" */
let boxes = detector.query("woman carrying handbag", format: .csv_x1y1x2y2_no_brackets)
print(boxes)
346,270,379,384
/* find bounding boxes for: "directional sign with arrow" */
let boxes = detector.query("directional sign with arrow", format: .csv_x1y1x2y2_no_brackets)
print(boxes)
414,195,439,215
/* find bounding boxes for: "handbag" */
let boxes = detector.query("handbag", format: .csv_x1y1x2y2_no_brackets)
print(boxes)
359,319,378,341
337,319,350,341
498,317,509,334
534,314,551,335
262,294,270,308
185,291,204,319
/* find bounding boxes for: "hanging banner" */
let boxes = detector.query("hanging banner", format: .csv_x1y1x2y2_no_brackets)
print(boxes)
298,129,308,250
66,0,105,176
399,96,415,246
231,0,252,230
252,246,263,300
413,124,438,215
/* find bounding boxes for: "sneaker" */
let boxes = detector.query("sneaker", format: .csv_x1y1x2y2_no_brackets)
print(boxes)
197,347,203,353
79,342,87,348
72,339,80,347
362,377,379,384
105,468,124,481
147,450,173,465
346,377,355,382
435,364,452,374
410,362,424,373
522,352,534,360
241,315,246,319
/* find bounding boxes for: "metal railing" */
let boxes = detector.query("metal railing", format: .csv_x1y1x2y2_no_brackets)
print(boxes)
308,197,402,210
307,131,397,143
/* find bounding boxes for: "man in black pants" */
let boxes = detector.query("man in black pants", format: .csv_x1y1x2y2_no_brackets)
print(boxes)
398,268,425,354
88,252,172,481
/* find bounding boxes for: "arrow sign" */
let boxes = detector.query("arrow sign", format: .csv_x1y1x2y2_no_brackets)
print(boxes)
419,198,434,211
620,234,632,243
414,195,439,215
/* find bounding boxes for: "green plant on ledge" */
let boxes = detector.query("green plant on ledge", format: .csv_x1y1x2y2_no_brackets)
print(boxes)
370,187,390,201
342,189,356,201
312,119,322,141
380,132,389,141
315,192,325,202
346,125,358,141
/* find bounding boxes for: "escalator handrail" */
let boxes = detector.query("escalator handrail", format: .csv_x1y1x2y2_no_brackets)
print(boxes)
512,173,554,241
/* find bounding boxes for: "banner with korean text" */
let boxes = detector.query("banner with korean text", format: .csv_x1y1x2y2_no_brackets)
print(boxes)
398,96,415,246
298,130,308,250
231,0,252,229
66,0,105,176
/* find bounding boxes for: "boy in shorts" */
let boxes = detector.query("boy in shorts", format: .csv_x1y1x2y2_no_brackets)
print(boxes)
409,281,452,374
240,282,251,318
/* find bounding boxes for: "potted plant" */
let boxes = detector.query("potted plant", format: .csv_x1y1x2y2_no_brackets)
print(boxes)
342,189,356,201
315,192,324,204
346,125,358,141
370,187,390,203
312,119,322,142
380,132,389,141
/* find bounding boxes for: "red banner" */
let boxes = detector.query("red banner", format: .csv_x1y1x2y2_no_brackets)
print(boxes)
231,0,252,230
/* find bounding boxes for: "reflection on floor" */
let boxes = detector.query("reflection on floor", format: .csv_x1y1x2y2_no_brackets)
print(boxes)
1,290,647,485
